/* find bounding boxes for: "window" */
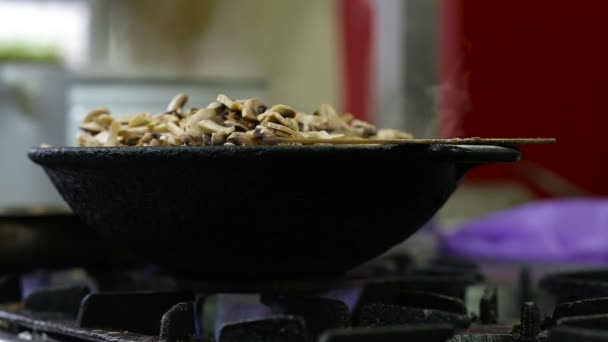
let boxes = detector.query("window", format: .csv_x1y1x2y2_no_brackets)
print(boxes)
0,0,90,67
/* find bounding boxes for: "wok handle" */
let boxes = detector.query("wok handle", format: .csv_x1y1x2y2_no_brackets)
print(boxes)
450,144,521,179
429,144,520,165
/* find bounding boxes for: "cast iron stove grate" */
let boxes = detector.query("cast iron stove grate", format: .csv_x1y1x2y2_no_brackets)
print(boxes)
4,259,608,341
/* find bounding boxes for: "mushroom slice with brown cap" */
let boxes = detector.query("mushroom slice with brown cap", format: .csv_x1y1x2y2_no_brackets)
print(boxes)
269,104,296,118
350,119,377,138
159,133,183,146
253,125,277,140
118,126,148,145
137,133,160,146
202,133,212,146
79,121,104,133
225,110,256,130
295,112,326,132
83,108,109,123
319,104,349,132
217,94,243,111
271,130,292,138
226,132,256,146
207,101,227,117
264,122,300,137
149,113,180,127
167,93,188,113
211,132,227,145
258,111,293,126
198,119,236,135
286,118,300,132
242,98,266,121
224,119,250,132
147,139,162,146
207,101,225,111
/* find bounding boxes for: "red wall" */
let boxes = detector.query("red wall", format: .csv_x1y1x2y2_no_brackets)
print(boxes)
440,0,608,196
339,0,373,122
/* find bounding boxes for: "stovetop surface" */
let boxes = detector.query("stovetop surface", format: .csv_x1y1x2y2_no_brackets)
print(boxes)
0,255,606,342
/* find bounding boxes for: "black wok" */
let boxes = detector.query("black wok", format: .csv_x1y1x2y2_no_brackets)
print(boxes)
28,144,519,278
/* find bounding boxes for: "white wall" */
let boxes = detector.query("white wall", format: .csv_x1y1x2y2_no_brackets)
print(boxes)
102,0,339,113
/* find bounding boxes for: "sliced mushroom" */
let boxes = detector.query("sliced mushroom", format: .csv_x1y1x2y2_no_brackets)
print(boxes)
211,132,227,145
198,119,235,135
117,127,146,145
226,132,256,146
96,113,115,127
242,98,266,121
167,93,188,113
77,132,101,147
159,133,183,145
269,104,296,118
103,121,120,146
186,108,216,136
83,108,109,123
185,108,199,117
300,131,339,139
138,133,161,146
319,104,349,132
224,119,250,132
150,123,169,133
258,111,299,131
76,93,413,147
350,119,377,138
98,130,126,145
253,125,277,140
375,128,414,139
225,110,256,130
271,130,292,138
202,133,212,146
264,122,300,137
207,101,225,110
295,111,326,132
121,126,148,135
148,139,162,146
148,113,166,126
79,121,104,133
217,94,243,111
182,133,203,146
286,118,300,132
128,113,150,127
167,122,185,137
207,101,227,117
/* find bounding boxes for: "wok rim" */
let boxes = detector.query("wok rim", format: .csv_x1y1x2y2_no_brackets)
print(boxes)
28,144,520,165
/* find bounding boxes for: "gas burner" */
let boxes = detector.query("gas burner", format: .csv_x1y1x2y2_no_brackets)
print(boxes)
550,315,608,342
540,270,608,303
5,260,608,341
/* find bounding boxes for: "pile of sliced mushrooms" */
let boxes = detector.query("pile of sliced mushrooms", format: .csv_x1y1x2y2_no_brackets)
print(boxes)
77,94,413,147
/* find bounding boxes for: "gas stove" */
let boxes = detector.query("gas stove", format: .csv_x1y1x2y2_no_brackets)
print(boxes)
0,255,606,342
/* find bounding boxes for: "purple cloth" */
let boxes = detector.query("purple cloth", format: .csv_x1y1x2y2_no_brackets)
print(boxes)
439,198,608,263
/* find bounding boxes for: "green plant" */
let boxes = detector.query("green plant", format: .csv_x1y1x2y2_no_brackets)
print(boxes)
0,43,62,64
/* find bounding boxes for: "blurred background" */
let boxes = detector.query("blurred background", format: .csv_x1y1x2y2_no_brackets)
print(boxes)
0,0,606,257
